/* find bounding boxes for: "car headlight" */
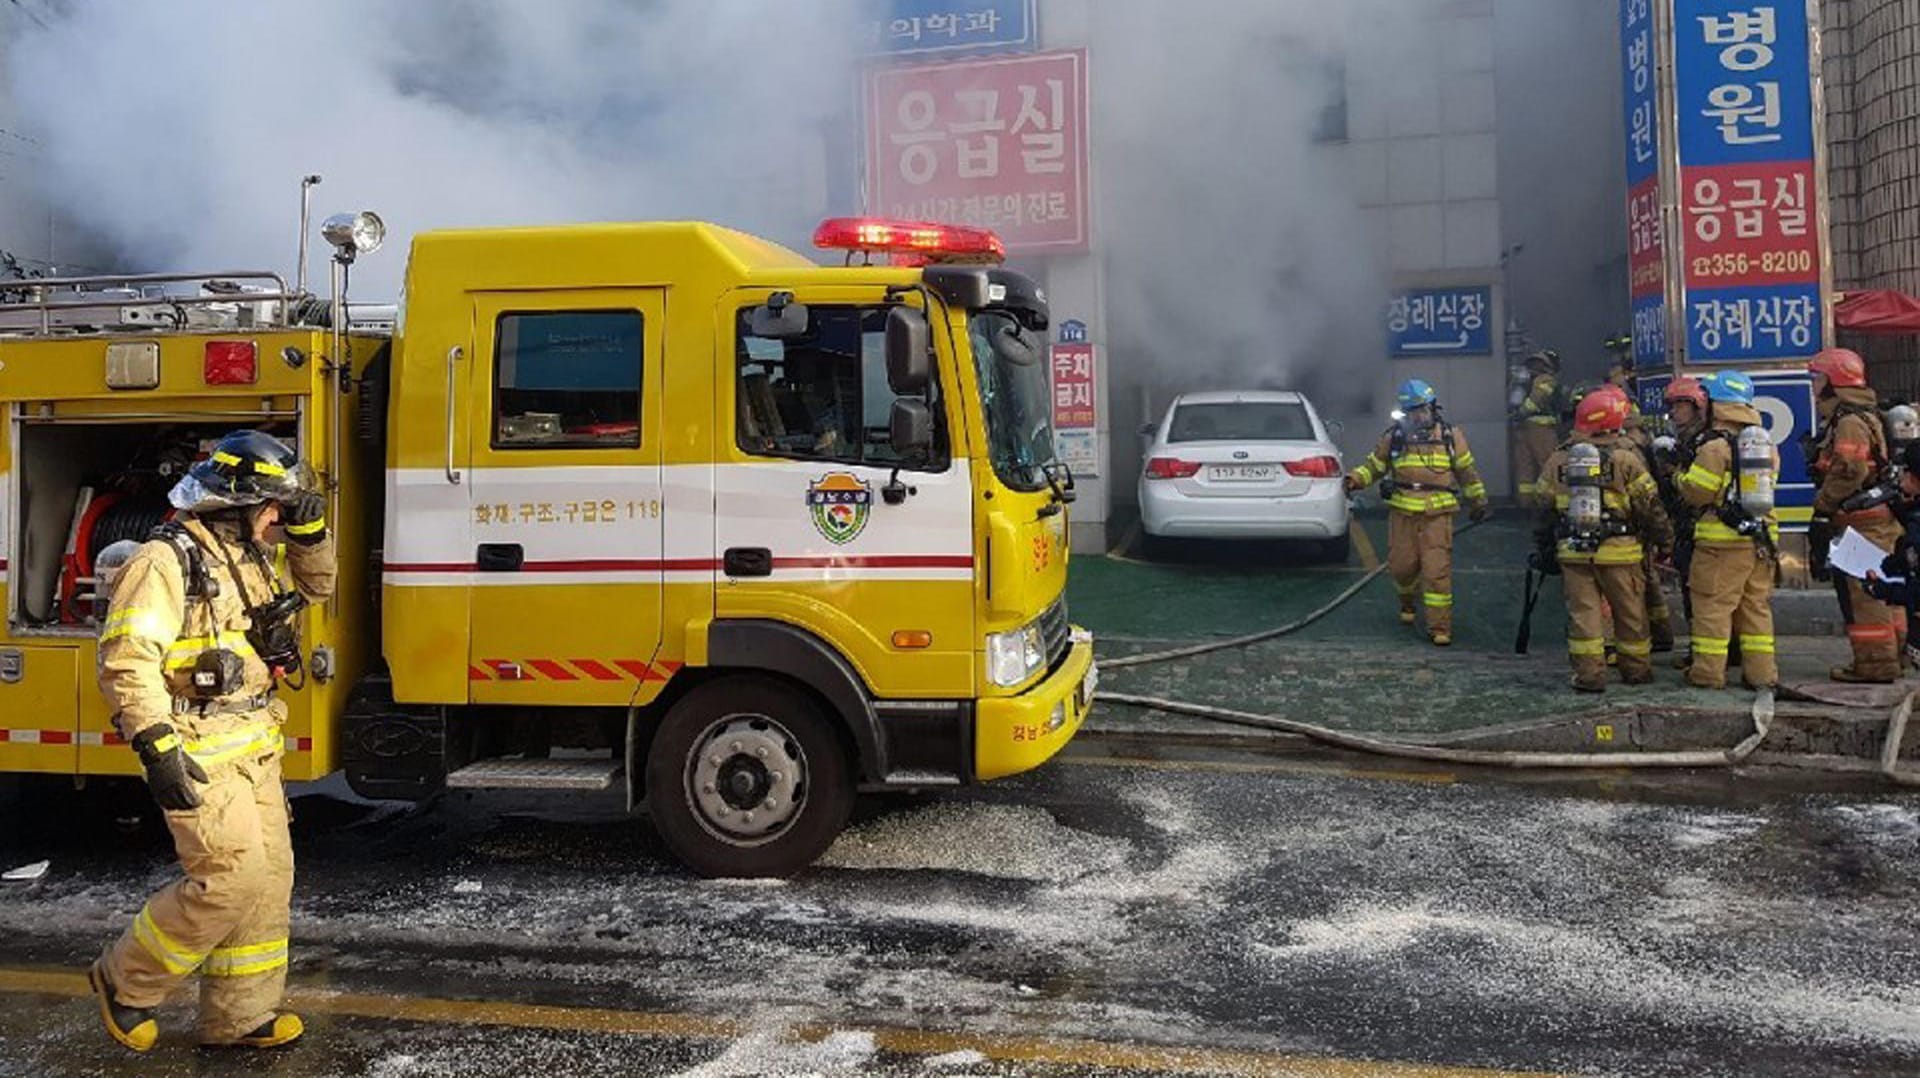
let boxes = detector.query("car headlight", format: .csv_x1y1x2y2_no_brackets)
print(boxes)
986,621,1047,687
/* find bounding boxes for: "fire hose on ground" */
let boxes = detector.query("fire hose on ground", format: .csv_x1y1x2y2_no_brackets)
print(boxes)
1094,518,1920,778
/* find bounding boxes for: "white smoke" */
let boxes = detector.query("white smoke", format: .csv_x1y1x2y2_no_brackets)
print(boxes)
1094,2,1392,421
10,0,871,295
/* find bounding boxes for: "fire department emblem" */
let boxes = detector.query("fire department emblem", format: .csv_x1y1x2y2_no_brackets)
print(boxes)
807,472,872,545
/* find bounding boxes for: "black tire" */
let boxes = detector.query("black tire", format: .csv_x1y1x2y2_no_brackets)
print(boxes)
1319,532,1352,564
644,677,853,878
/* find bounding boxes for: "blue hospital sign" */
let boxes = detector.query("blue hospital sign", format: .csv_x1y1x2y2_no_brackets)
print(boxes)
862,0,1037,57
1671,0,1826,364
1387,286,1494,358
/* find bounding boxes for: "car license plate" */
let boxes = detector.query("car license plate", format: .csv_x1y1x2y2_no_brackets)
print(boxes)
1208,464,1273,481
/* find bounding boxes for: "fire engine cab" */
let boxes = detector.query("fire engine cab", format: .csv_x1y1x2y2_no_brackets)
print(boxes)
0,212,1094,876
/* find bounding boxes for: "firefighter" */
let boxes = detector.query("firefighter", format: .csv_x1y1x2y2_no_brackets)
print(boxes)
1600,372,1675,653
1806,347,1903,683
1345,379,1489,646
1512,349,1563,507
1534,388,1674,691
1677,372,1781,690
88,430,335,1052
1653,376,1722,669
1863,439,1920,659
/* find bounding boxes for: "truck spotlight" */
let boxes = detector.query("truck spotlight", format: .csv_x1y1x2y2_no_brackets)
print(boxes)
321,211,385,260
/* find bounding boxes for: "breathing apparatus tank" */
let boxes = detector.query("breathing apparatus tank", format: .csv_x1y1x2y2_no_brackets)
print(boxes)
1735,424,1775,517
1507,364,1530,414
1563,441,1606,551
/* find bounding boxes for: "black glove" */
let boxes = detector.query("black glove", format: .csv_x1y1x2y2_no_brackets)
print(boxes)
281,491,328,546
1470,503,1489,524
1528,547,1561,576
1807,516,1833,583
131,724,208,811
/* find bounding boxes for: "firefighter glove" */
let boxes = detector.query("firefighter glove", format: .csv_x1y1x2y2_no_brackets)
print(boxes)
131,724,208,811
1528,547,1560,576
282,491,328,546
1342,475,1360,494
1470,503,1489,524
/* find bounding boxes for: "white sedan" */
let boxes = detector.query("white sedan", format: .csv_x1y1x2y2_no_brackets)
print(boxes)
1137,390,1351,561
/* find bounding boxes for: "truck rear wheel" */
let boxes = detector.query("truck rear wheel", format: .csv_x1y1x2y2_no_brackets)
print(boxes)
644,677,852,878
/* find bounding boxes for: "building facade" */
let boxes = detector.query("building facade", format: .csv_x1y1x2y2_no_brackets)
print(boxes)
1825,0,1920,392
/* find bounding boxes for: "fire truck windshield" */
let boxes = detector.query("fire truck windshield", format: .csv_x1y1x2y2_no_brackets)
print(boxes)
968,310,1057,493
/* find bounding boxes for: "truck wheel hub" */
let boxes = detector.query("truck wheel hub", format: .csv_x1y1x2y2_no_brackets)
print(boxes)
687,715,806,843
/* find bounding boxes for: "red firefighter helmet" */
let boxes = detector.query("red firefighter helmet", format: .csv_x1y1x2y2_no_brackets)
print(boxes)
1574,388,1632,435
1809,347,1868,388
1663,376,1707,410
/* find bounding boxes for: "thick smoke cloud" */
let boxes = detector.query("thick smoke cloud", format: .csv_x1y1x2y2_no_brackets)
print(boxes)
10,0,869,294
1094,2,1390,423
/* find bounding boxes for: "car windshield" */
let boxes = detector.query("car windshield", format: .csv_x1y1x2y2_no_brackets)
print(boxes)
1167,401,1314,443
969,311,1057,492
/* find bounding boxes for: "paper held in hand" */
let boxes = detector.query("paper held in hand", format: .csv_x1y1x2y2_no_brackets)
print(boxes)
1828,527,1896,582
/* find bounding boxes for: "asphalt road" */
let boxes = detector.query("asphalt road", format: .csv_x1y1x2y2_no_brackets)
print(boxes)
2,742,1918,1077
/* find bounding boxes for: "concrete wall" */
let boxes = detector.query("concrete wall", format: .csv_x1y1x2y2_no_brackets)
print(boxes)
1342,0,1511,497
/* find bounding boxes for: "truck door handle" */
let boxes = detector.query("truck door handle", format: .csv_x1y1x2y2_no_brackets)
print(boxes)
445,345,465,485
476,543,524,572
723,547,772,578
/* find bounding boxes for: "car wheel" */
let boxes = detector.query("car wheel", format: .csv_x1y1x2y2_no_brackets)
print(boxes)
644,677,853,878
1320,532,1353,564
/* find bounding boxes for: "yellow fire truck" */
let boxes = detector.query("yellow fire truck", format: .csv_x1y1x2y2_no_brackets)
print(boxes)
0,212,1094,876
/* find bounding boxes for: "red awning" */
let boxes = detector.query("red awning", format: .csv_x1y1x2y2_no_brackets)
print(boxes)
1836,289,1920,335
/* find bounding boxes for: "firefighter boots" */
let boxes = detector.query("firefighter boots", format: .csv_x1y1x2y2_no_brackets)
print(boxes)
90,960,158,1052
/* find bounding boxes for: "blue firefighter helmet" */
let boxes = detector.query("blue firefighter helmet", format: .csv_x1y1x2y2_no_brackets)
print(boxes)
1396,379,1438,410
1703,370,1756,406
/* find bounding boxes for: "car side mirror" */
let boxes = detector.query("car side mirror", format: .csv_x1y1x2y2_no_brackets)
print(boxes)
890,398,933,459
1328,418,1347,435
1139,422,1158,437
885,307,932,395
748,292,809,338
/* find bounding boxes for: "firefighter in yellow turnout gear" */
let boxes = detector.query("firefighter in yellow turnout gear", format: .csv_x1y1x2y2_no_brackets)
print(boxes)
1513,349,1563,507
1535,389,1674,692
1346,379,1488,646
1607,350,1675,652
88,431,335,1052
1677,372,1782,690
1807,347,1904,683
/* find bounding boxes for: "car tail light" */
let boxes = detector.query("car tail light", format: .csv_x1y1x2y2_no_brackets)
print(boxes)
204,340,258,385
1283,455,1342,478
1145,457,1201,480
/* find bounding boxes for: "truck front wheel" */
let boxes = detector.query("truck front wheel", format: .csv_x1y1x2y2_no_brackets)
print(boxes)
644,677,853,878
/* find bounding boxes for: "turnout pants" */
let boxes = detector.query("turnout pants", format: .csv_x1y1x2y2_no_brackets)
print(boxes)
1686,543,1778,689
1565,562,1650,685
1833,513,1903,680
1514,424,1560,507
1643,553,1673,646
100,713,292,1043
1388,510,1454,635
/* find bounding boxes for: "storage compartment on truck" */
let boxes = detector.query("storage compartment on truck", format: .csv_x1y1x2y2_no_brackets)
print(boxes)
10,418,301,635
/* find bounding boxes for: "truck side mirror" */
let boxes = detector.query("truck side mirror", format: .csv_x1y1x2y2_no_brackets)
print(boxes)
749,292,809,338
885,307,932,395
890,398,933,459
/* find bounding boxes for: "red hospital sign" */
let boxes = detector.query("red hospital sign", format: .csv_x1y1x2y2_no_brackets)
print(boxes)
866,50,1090,253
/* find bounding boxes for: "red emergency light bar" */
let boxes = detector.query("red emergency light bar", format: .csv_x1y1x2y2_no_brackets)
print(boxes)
812,217,1005,264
